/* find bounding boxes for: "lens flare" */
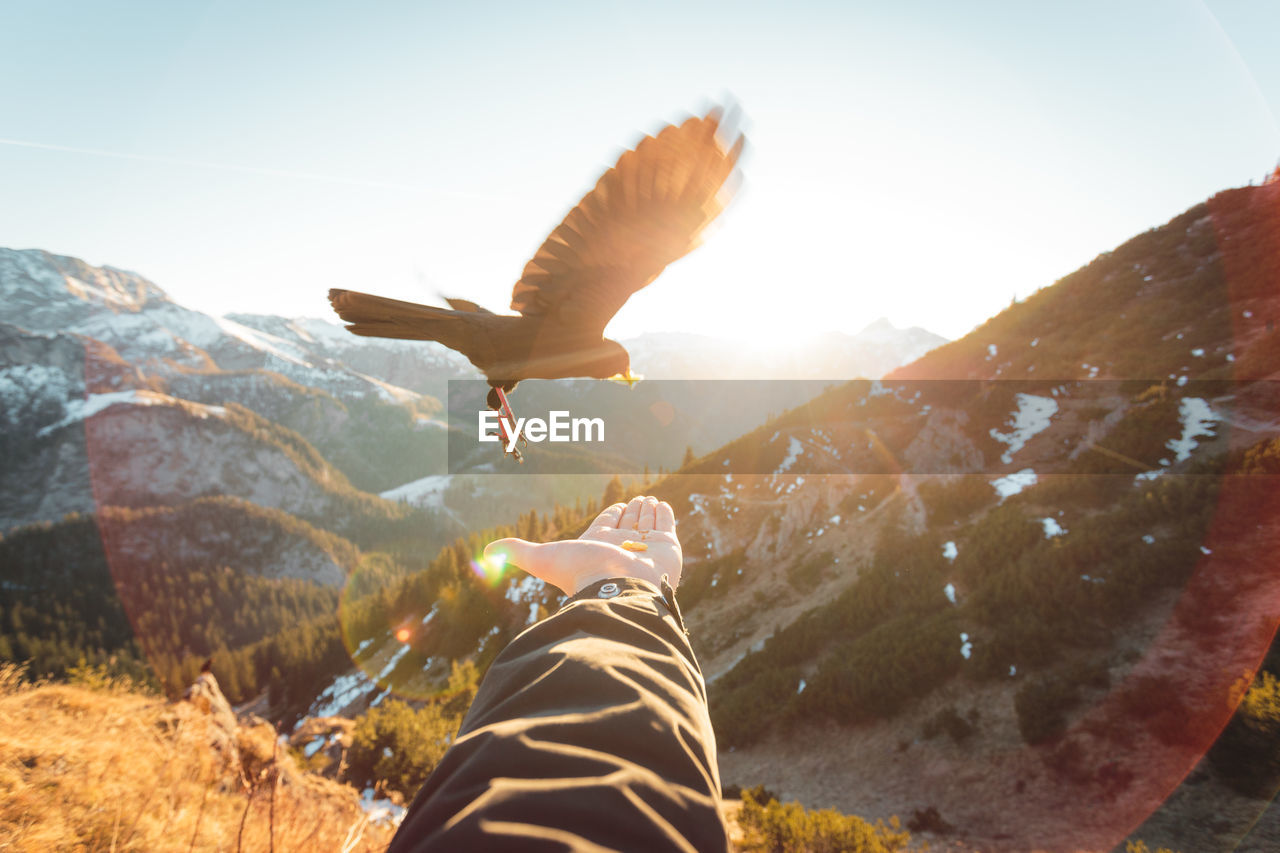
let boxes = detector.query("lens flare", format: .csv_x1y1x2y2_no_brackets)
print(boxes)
471,550,509,586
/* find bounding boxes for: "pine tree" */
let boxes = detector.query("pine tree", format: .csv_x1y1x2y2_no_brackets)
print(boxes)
682,446,697,468
602,475,626,507
268,666,285,710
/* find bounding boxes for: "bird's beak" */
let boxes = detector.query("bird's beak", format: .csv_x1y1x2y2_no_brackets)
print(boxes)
607,370,643,388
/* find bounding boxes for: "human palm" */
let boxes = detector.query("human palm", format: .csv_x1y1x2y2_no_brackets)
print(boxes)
485,495,682,596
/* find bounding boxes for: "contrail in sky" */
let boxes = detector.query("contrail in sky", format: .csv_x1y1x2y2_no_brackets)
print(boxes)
0,136,514,201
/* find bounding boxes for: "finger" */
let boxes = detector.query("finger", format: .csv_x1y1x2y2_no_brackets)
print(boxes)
618,495,645,530
484,538,538,572
638,496,658,529
655,500,676,533
592,502,626,530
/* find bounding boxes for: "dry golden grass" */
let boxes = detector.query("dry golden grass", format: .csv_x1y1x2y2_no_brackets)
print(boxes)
0,663,393,852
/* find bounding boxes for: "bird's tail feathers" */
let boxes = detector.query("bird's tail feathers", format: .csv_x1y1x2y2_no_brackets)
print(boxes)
329,288,455,322
328,289,483,351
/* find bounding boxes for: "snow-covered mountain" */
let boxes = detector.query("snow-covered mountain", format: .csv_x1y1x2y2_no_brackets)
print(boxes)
0,248,473,404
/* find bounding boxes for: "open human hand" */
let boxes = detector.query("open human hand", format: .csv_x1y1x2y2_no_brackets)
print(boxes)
485,495,682,596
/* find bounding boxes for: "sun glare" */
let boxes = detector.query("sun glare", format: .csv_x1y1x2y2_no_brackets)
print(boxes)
471,550,509,586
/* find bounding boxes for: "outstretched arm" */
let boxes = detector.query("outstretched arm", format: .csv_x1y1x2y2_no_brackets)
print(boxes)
388,496,727,853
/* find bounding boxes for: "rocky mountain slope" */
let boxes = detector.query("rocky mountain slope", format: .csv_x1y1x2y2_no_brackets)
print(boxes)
659,179,1280,852
0,248,469,397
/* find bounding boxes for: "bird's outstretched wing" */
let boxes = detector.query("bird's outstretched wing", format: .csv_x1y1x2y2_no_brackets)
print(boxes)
509,108,745,335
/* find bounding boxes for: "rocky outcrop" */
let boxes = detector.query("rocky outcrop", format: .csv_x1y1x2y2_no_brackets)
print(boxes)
180,668,244,784
289,716,357,780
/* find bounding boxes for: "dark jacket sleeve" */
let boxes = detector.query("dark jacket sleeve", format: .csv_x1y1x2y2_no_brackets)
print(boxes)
387,576,728,852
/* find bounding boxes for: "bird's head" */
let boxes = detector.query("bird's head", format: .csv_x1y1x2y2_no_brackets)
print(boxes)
587,340,641,386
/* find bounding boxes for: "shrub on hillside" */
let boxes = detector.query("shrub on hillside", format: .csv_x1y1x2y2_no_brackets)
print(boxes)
66,658,153,694
1125,840,1182,853
921,705,977,744
1209,669,1280,796
679,550,749,611
918,476,996,527
737,789,911,853
951,503,1047,591
1116,673,1203,747
347,698,459,798
1068,392,1183,476
802,613,961,724
1034,472,1133,510
724,783,779,803
969,611,1062,678
1015,675,1080,744
1013,659,1111,745
906,805,954,834
712,664,806,749
1239,436,1280,474
787,551,833,590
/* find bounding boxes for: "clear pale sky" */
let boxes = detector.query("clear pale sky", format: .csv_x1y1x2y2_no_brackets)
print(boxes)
2,1,1276,342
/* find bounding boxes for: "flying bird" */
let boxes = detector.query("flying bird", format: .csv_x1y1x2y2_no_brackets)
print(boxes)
329,107,745,460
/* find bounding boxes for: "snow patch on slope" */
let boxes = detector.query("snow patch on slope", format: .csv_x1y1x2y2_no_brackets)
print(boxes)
505,574,547,625
211,315,311,366
992,468,1037,500
381,474,452,506
1168,398,1218,462
776,437,804,473
36,389,224,437
308,670,376,719
989,394,1058,464
1041,518,1067,538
